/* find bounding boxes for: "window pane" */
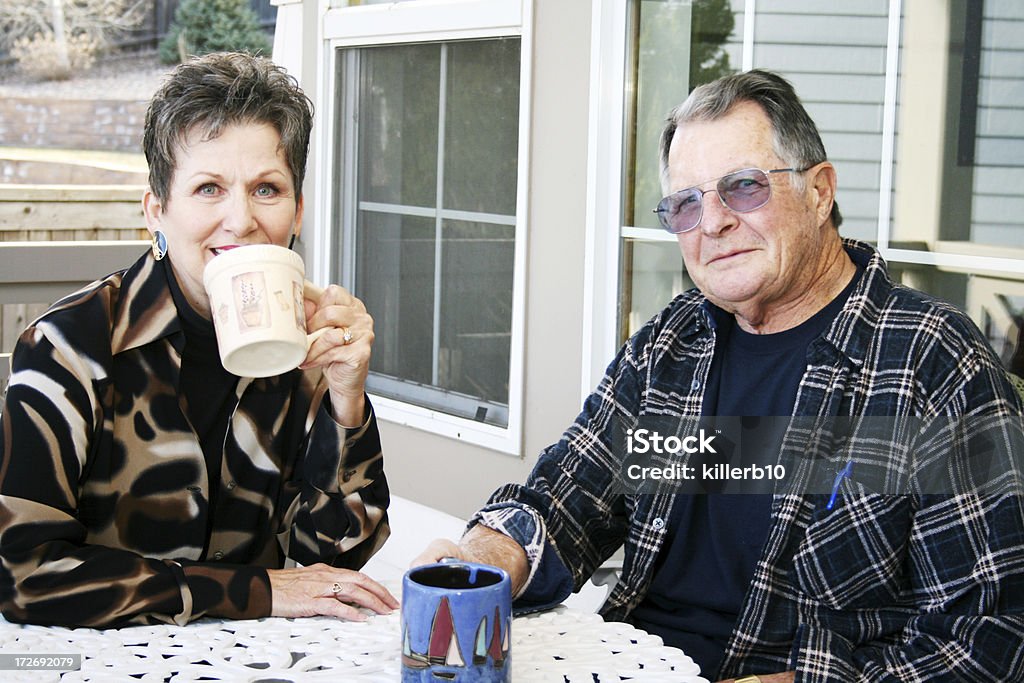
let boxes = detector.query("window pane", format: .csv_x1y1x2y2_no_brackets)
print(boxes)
892,1,1024,253
338,37,520,429
439,219,514,409
356,212,435,385
621,239,692,338
444,39,521,215
626,0,740,229
358,44,440,207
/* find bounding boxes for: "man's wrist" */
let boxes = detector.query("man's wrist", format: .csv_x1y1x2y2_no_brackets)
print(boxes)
461,525,529,595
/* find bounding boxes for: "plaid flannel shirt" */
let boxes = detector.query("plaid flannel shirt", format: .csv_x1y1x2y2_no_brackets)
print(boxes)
474,239,1024,682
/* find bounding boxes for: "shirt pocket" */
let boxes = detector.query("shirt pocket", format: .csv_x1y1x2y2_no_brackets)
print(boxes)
792,494,914,610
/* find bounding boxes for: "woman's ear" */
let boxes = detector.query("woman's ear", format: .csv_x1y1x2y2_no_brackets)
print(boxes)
142,189,163,234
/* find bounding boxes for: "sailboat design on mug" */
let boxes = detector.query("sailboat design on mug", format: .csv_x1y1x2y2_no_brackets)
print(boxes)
402,596,464,669
473,617,488,666
488,606,507,668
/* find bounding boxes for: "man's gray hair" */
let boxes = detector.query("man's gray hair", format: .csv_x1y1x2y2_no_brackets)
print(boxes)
659,69,842,228
143,51,314,205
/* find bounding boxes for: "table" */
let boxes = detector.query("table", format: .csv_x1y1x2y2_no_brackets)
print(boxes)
0,603,708,682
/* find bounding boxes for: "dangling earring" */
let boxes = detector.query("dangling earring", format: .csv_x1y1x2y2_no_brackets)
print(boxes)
151,230,168,261
288,232,296,250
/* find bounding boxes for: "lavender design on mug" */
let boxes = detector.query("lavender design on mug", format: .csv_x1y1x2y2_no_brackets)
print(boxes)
232,272,271,331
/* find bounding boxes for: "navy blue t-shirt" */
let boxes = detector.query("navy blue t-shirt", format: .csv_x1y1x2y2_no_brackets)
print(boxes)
629,271,860,678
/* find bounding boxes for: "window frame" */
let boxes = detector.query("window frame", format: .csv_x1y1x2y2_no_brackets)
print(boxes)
315,0,533,454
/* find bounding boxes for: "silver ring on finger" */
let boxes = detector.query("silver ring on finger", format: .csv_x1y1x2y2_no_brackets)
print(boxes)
341,327,354,345
331,582,343,595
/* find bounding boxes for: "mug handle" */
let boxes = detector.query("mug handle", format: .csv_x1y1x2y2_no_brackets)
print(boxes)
306,326,329,349
304,280,325,301
303,280,330,350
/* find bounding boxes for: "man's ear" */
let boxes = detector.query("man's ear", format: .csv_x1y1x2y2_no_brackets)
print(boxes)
142,189,163,234
809,162,837,227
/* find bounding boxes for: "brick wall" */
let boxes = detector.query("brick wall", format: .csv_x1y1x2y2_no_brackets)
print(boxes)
0,97,148,152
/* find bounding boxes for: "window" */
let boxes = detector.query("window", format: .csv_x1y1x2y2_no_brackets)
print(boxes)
585,0,1024,392
320,0,529,452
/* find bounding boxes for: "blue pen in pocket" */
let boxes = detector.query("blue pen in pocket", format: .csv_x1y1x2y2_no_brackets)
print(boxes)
827,461,854,510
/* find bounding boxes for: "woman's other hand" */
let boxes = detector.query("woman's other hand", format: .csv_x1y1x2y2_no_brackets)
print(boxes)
267,563,399,620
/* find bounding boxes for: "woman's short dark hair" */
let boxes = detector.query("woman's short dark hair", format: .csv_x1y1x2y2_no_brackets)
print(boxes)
143,51,314,205
659,69,842,228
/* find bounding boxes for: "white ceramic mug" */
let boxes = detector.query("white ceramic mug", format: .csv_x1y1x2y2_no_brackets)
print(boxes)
202,244,321,377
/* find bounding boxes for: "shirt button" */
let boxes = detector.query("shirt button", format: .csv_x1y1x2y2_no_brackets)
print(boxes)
652,517,666,530
690,380,700,391
213,551,224,560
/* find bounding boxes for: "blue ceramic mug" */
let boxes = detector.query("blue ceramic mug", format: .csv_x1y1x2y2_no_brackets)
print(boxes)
401,560,512,682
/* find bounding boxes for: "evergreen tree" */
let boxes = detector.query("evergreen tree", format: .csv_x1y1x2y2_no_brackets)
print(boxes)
160,0,272,65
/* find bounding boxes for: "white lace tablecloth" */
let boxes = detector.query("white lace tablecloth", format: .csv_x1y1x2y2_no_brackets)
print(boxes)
0,605,708,682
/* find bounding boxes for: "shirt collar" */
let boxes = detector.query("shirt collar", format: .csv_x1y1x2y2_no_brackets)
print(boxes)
109,251,183,356
814,238,894,367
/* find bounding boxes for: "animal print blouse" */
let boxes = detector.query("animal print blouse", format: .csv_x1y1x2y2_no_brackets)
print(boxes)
0,252,389,627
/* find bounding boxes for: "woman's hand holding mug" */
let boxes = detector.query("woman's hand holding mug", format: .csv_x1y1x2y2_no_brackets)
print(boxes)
203,245,374,427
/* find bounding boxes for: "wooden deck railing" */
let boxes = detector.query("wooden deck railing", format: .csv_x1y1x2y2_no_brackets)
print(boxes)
0,184,149,397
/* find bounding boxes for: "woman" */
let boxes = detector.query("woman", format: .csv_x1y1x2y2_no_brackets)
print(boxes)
0,52,396,627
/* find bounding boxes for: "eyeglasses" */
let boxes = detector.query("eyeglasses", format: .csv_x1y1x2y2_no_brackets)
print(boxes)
653,167,809,234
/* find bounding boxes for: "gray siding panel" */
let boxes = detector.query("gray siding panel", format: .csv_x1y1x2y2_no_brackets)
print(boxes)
980,48,1024,77
807,102,883,133
972,225,1022,244
977,78,1024,109
822,132,885,162
832,161,881,190
975,167,1024,187
785,74,887,103
984,18,1024,50
755,15,888,47
836,188,880,219
754,44,885,74
972,194,1024,224
988,0,1024,19
979,106,1024,137
975,138,1024,167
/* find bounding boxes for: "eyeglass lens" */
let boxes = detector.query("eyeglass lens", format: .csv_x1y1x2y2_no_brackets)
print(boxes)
656,168,774,234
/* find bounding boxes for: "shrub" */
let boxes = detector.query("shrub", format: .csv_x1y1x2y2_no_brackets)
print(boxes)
12,32,100,81
159,0,272,65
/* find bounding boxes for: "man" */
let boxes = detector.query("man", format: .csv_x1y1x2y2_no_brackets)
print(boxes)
416,70,1024,682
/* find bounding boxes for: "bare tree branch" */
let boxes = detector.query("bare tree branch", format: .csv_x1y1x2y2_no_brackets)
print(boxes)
0,0,149,50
